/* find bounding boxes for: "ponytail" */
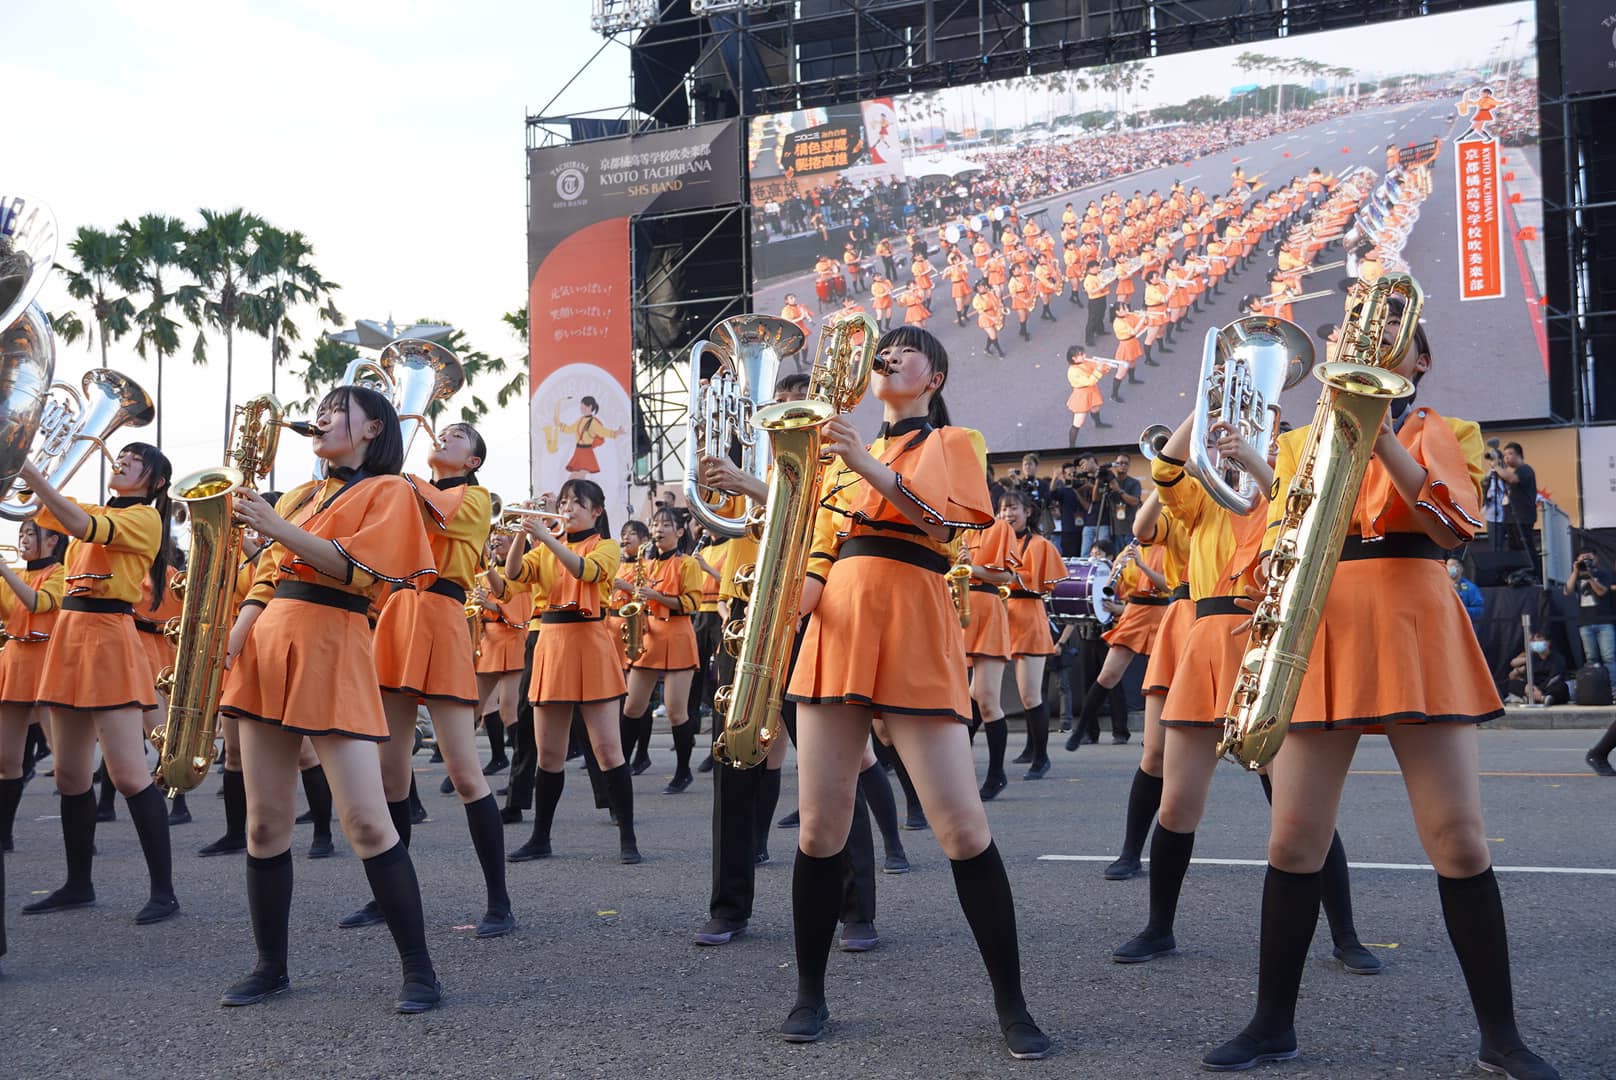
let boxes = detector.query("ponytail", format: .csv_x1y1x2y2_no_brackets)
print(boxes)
122,442,173,610
926,393,952,428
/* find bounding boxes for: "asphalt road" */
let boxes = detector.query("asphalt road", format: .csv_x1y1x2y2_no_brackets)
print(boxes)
4,728,1611,1078
751,98,1550,456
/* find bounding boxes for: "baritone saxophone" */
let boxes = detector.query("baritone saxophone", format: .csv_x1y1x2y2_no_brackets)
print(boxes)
1218,275,1422,769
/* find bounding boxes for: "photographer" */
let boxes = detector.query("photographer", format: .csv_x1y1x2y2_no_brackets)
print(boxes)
1486,440,1537,553
1076,453,1141,554
1072,454,1105,553
1563,550,1616,688
1048,463,1081,558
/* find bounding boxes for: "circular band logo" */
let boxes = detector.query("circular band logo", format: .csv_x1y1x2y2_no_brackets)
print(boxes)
556,166,586,202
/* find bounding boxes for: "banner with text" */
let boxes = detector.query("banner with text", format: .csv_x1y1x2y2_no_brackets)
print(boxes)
1455,112,1505,303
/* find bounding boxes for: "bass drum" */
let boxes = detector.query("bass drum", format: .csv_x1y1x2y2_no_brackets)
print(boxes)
942,223,962,246
1048,557,1113,626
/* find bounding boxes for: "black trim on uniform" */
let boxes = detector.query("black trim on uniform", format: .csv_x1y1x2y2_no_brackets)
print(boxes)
1339,533,1445,562
134,619,163,635
1194,596,1247,619
1008,588,1042,600
1127,595,1171,607
61,597,134,615
969,583,1000,594
838,536,951,575
782,690,970,725
25,557,60,571
1169,584,1191,602
272,582,370,613
875,417,932,440
221,705,387,742
566,528,598,543
426,579,468,604
431,475,471,491
1156,452,1186,468
540,610,604,624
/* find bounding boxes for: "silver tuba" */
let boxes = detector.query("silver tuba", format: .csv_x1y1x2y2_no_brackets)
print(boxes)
1187,315,1313,515
0,195,60,500
0,369,156,520
683,315,805,537
341,337,465,457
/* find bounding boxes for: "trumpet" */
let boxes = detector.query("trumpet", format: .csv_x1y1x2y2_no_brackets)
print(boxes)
496,502,567,535
1296,260,1346,277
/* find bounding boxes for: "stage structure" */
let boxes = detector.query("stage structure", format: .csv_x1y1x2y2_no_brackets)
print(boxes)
531,0,1590,501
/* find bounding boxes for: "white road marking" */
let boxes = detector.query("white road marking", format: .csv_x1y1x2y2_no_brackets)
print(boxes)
1038,855,1616,876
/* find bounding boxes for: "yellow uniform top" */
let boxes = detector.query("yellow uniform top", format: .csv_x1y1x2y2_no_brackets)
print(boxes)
508,531,621,618
1137,506,1190,593
1,561,65,640
37,498,162,605
403,476,492,593
697,540,725,612
1150,455,1262,601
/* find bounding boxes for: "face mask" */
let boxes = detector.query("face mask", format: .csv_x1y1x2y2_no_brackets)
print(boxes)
1530,641,1549,656
1448,566,1460,581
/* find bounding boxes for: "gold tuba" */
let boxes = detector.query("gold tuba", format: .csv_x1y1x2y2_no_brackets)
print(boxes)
618,542,648,663
712,311,879,768
150,396,289,794
0,369,155,520
1218,275,1421,769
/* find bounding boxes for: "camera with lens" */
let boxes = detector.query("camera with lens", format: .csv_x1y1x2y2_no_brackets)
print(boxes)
1484,437,1502,462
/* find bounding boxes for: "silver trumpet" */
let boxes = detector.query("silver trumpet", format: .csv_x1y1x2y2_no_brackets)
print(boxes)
0,195,60,501
1186,315,1313,515
342,338,465,458
0,369,155,521
683,315,805,537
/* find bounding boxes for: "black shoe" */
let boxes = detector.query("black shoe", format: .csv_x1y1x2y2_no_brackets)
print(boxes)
781,1001,829,1043
882,853,910,874
475,909,517,939
96,806,116,823
1081,734,1098,745
1112,929,1176,963
135,895,181,925
409,803,428,825
338,899,385,928
777,810,800,829
482,758,509,776
495,785,510,797
219,969,290,1007
500,806,523,824
507,837,552,862
1011,748,1034,765
696,754,715,774
22,886,95,914
1058,719,1071,732
439,776,455,796
979,773,1008,801
168,805,192,826
755,850,770,865
1476,1046,1561,1080
1002,1017,1052,1061
1586,751,1616,778
839,921,878,952
620,839,642,865
396,977,444,1014
295,809,314,825
1112,734,1130,744
1064,729,1084,752
693,918,747,946
428,748,444,764
307,835,335,859
1201,1030,1299,1071
1022,758,1050,780
198,834,247,857
902,810,929,831
1104,855,1142,881
662,771,693,794
1332,940,1383,974
630,757,653,776
1,835,11,853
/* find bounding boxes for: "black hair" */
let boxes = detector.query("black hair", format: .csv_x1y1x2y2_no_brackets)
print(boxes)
1091,538,1115,559
1066,345,1086,363
316,385,404,475
773,372,811,397
1504,441,1524,458
651,506,686,551
441,421,487,486
580,396,600,414
874,324,952,427
1385,293,1432,385
20,519,68,563
997,487,1038,529
559,478,610,537
620,518,651,546
120,442,173,608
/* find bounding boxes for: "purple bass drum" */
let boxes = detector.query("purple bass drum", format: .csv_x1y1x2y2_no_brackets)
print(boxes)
1048,557,1113,625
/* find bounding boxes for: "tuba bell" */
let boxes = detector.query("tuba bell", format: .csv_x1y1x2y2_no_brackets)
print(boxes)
0,195,60,501
0,368,155,521
341,337,465,458
1138,424,1172,462
684,316,806,537
1186,315,1314,515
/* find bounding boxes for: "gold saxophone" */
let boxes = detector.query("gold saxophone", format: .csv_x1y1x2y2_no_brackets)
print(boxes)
713,311,880,768
151,395,290,795
466,597,485,661
946,542,973,628
618,543,648,662
1218,275,1422,769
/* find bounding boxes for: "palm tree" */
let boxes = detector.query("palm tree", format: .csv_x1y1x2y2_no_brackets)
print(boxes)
242,226,343,401
119,214,200,446
187,208,266,449
49,311,87,348
59,225,136,369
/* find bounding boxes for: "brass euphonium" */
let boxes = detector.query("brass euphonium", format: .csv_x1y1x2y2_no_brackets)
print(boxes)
618,543,648,663
0,368,156,521
0,195,59,501
1218,275,1421,769
151,395,289,795
339,337,464,459
713,311,880,768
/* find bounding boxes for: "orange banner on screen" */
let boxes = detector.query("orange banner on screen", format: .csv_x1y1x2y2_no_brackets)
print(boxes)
1454,138,1504,302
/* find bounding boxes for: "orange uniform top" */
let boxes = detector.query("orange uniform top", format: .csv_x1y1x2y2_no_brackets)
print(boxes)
243,476,437,609
642,549,705,619
1007,530,1064,595
806,420,993,584
1151,455,1265,600
508,531,622,618
486,577,534,630
35,498,163,605
0,560,65,641
1116,541,1171,601
402,476,492,592
967,518,1014,580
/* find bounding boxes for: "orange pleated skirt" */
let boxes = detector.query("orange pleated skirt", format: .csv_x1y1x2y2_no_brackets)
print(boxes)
632,614,698,673
0,640,51,706
1159,609,1247,727
528,619,627,706
474,621,526,676
374,588,478,704
220,598,388,741
1142,597,1194,697
964,588,1011,663
37,610,158,712
1103,599,1169,656
606,613,629,668
1288,556,1503,731
1006,596,1056,658
787,554,971,723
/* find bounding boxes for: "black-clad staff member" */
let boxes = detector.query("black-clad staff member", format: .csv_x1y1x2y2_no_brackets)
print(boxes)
779,325,1050,1059
0,519,67,852
503,480,640,864
20,443,180,925
219,385,443,1013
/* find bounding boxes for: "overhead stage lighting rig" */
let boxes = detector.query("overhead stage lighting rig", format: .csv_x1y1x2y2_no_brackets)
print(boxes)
691,0,773,12
592,0,662,36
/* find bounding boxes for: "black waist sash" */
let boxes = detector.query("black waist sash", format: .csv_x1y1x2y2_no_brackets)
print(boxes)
839,536,951,575
273,582,370,613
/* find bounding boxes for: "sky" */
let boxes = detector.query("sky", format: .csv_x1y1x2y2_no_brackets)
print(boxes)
9,0,627,510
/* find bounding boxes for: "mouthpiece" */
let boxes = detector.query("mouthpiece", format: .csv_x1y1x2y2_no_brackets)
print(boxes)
285,420,319,437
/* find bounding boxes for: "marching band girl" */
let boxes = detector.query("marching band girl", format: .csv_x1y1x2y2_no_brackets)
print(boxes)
474,532,530,776
962,513,1014,800
998,489,1063,781
0,520,66,853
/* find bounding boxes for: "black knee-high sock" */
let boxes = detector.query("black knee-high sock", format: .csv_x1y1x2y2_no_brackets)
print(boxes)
245,850,292,976
791,848,845,1007
530,766,565,847
1592,718,1616,759
362,841,436,985
889,749,922,820
1439,868,1525,1053
967,699,982,742
857,763,904,859
636,711,655,763
61,788,97,893
1245,866,1322,1038
301,765,333,841
755,768,783,857
1119,768,1163,862
387,797,412,849
1257,773,1359,945
1009,712,1031,757
124,785,175,901
407,775,424,817
220,769,247,843
671,721,695,776
96,763,116,815
951,841,1033,1026
618,706,637,762
1144,824,1195,936
483,713,507,765
1078,682,1107,738
22,722,47,771
0,776,24,845
985,720,1008,778
462,794,510,916
602,763,637,850
1026,702,1050,762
